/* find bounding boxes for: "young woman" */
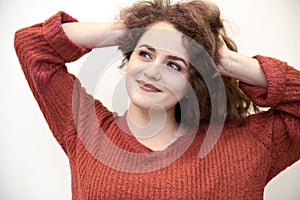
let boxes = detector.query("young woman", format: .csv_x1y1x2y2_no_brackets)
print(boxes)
14,0,300,199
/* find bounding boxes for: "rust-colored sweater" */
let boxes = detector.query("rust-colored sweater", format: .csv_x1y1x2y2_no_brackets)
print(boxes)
15,12,300,200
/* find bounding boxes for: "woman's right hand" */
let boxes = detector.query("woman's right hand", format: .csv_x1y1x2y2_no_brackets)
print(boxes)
62,21,128,49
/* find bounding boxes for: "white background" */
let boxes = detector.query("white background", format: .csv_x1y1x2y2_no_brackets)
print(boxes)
1,0,300,199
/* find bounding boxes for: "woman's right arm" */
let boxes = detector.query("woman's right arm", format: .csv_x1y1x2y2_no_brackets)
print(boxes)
14,11,125,155
62,21,127,49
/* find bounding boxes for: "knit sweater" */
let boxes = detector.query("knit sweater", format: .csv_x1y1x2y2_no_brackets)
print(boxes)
14,11,300,200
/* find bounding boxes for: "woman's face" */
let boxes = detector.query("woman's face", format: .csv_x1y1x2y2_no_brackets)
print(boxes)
126,21,191,112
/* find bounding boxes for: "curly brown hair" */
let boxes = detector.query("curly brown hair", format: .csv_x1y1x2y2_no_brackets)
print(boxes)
116,0,259,127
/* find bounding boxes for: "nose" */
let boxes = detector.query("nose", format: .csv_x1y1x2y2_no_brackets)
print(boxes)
143,64,162,81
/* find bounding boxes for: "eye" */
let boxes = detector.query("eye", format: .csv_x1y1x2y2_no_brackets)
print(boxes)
168,62,182,71
139,50,152,60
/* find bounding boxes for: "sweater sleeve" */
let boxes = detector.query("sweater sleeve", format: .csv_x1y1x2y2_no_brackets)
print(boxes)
14,11,114,155
239,55,300,181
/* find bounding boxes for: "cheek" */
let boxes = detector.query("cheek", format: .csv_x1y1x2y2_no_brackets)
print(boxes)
126,63,143,82
125,61,143,95
165,75,190,99
125,68,136,93
126,55,144,76
126,57,134,73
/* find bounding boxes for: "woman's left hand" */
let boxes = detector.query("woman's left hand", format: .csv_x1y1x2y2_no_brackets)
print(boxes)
215,35,234,77
216,35,267,88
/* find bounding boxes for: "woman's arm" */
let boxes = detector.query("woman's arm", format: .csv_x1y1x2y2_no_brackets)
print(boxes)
14,12,119,155
217,37,300,180
62,22,127,49
241,55,300,182
217,38,267,88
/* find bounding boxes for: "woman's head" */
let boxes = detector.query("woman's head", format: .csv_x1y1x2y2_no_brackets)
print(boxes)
125,22,192,117
117,0,257,126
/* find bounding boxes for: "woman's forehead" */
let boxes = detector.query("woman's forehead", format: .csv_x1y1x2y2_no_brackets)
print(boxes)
136,22,188,59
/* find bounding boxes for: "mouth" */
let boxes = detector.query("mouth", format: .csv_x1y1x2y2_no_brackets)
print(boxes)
137,80,162,92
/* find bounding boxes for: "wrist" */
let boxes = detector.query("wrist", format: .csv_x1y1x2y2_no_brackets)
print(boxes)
94,22,127,48
218,49,235,74
229,52,267,87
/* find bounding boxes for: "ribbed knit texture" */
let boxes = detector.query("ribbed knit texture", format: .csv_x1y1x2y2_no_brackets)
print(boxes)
14,12,300,200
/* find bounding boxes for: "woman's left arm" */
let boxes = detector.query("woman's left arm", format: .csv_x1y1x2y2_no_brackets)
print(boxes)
218,39,300,180
217,38,300,114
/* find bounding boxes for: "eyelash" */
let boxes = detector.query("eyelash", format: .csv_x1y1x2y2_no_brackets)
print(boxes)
138,50,182,71
168,62,182,71
139,50,152,60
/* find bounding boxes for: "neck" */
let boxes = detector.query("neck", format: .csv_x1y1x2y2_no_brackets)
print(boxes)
126,103,185,150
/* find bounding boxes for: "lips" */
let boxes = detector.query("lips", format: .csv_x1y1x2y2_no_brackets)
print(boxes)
137,80,161,92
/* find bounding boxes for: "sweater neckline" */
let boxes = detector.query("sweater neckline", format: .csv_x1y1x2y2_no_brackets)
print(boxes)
82,111,201,173
97,112,199,172
116,111,199,154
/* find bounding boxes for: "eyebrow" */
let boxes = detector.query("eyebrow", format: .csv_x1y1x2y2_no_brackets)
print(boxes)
137,44,189,68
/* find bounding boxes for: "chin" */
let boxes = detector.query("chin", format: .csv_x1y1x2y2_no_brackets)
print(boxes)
131,98,161,111
131,97,178,114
